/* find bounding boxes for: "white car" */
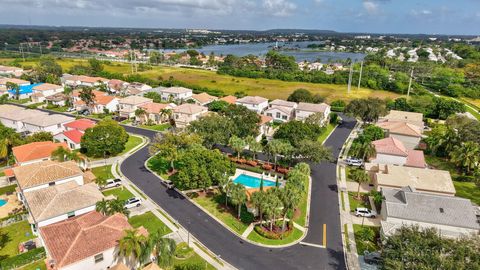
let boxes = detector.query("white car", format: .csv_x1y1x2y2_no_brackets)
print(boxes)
345,157,363,167
124,197,142,209
101,179,122,189
355,207,377,218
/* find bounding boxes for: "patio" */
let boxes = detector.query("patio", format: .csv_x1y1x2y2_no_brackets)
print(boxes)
0,193,23,219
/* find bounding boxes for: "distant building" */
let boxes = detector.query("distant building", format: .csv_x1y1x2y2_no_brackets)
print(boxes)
191,92,218,106
0,65,24,77
136,102,176,124
295,102,331,125
118,95,153,119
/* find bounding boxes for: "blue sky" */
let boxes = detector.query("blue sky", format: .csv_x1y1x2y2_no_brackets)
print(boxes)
0,0,479,35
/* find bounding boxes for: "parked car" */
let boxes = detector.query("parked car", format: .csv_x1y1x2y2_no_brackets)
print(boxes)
364,251,382,265
124,197,142,209
164,180,175,189
101,178,122,189
345,157,363,167
355,207,377,218
66,107,76,112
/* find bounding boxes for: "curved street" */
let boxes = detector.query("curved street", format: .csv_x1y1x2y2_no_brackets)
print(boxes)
120,116,356,270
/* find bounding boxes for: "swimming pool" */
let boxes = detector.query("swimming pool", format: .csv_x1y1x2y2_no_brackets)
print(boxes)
8,83,43,96
0,199,7,207
233,174,277,188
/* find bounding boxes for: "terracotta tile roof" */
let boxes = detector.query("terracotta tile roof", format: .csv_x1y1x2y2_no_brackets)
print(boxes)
143,263,162,270
13,141,68,163
68,75,109,84
173,103,208,115
110,263,130,270
64,119,96,131
139,102,174,114
13,160,83,190
296,102,330,113
372,137,407,157
192,92,218,104
236,96,268,105
219,95,237,104
376,121,422,137
95,95,117,105
3,168,14,177
62,130,83,144
405,150,427,168
40,212,132,268
259,114,273,125
24,182,104,223
72,90,106,98
32,83,62,91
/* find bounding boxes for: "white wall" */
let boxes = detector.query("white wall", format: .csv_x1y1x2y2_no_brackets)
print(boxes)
236,101,268,113
174,111,206,128
264,108,290,122
295,110,313,121
161,91,193,102
54,133,81,150
0,117,24,131
24,122,68,135
370,153,406,166
56,246,124,270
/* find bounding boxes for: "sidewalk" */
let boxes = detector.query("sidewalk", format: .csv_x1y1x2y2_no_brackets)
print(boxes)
110,138,236,270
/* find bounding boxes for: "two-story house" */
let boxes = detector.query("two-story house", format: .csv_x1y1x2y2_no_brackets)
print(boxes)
235,96,269,113
295,102,331,125
159,87,193,102
118,95,153,119
54,119,96,150
172,103,208,128
31,83,64,103
264,99,297,122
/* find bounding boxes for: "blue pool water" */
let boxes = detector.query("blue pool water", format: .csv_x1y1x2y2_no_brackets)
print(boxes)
8,83,43,95
233,174,277,188
0,199,7,207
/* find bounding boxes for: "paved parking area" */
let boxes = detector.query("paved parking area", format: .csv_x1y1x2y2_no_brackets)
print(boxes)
128,204,148,216
350,213,381,226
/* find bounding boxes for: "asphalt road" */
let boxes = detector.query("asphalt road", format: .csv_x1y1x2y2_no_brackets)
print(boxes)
121,116,356,270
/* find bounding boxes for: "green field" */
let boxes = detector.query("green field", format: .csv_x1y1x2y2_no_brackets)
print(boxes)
120,135,144,155
128,211,172,235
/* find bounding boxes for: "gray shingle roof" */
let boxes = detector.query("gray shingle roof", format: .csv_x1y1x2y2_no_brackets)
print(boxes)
383,188,480,230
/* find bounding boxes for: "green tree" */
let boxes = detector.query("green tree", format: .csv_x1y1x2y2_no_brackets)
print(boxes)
135,108,147,122
349,169,370,199
188,114,234,148
345,98,387,122
88,58,104,75
80,119,129,157
296,139,333,163
147,229,176,268
246,135,262,160
6,82,20,100
267,139,293,169
263,188,283,231
95,198,110,215
25,131,53,143
79,87,96,109
221,104,260,138
229,135,246,159
278,186,301,232
118,229,148,267
273,120,323,147
50,146,83,162
208,100,229,112
149,132,202,171
450,141,480,174
230,183,247,219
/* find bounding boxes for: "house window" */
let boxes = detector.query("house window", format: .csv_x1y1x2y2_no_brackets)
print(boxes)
276,112,281,118
67,211,75,218
48,182,56,186
57,124,61,128
267,113,272,117
282,115,287,120
94,253,104,263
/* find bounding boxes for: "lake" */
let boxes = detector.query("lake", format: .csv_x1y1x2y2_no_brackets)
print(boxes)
159,41,365,62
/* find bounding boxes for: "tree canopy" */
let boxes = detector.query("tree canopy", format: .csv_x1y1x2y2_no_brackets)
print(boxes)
80,119,129,157
345,98,387,122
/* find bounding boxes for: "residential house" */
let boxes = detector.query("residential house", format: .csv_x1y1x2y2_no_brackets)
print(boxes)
45,93,69,107
0,104,25,126
295,102,331,125
22,114,74,135
73,90,119,114
365,163,456,196
236,96,269,113
107,79,129,93
380,187,480,238
159,87,193,102
172,103,208,128
0,109,49,132
191,92,218,106
219,95,237,104
12,141,69,166
370,137,426,168
0,65,24,77
257,114,274,141
54,119,96,150
63,75,110,88
31,83,64,103
264,99,297,122
13,160,85,194
0,77,30,87
40,211,147,270
381,110,424,128
23,182,103,234
376,121,423,150
135,102,176,124
118,95,153,119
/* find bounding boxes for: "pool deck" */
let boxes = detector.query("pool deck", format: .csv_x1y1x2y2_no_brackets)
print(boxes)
232,169,285,188
0,193,22,219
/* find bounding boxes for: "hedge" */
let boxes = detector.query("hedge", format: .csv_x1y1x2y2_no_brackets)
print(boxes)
253,221,293,240
331,106,345,112
0,248,46,270
0,184,17,195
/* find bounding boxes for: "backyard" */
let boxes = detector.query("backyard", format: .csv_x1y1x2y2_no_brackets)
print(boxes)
128,211,172,235
0,221,36,259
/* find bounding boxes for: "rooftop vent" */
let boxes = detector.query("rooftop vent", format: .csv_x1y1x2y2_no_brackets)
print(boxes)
439,208,444,213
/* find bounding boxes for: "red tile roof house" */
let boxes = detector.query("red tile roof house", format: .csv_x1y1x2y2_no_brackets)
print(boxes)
370,137,426,168
135,102,176,125
31,83,64,103
12,141,69,166
54,119,96,150
376,121,423,150
72,90,119,114
40,211,148,270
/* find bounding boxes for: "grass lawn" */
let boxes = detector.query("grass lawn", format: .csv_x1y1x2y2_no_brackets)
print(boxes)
0,221,36,258
454,181,480,205
343,224,350,252
0,171,4,177
192,191,251,235
120,135,143,155
318,123,337,144
247,227,303,246
102,187,134,201
353,224,380,255
128,211,172,235
172,242,215,270
91,165,114,181
348,192,370,211
139,123,171,131
425,154,460,177
46,105,69,112
147,156,171,180
19,260,47,270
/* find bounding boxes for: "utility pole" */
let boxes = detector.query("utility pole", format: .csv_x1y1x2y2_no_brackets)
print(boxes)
357,61,363,90
407,67,414,98
19,44,25,62
130,50,134,74
347,61,354,94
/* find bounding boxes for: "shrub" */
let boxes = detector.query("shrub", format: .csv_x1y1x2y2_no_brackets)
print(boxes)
253,221,293,240
454,175,476,182
330,113,338,124
246,160,258,167
175,263,205,270
0,248,46,269
262,164,273,170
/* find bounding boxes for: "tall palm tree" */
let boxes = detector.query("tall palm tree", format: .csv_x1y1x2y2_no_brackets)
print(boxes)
6,82,20,100
218,175,234,207
263,189,283,231
79,87,96,111
118,229,148,267
148,229,176,268
450,142,480,174
230,183,247,219
135,108,147,123
361,141,376,161
95,199,109,215
350,169,370,199
250,191,266,223
229,136,246,159
267,139,290,170
108,198,130,217
160,108,172,123
278,186,301,232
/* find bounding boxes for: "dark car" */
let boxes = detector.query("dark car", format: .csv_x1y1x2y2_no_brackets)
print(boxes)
364,251,382,265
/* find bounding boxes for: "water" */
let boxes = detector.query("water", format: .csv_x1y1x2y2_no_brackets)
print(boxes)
159,41,365,62
8,83,43,95
0,199,7,207
233,174,277,188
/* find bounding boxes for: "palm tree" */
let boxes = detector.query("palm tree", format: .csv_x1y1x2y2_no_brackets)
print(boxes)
267,139,290,170
250,191,266,223
160,108,172,123
350,169,370,199
361,141,376,161
450,142,480,174
229,136,246,159
149,229,176,268
218,176,234,207
79,87,96,111
0,94,8,104
135,108,147,123
95,199,109,215
230,184,247,219
278,186,301,232
118,229,148,267
6,82,20,100
108,198,130,217
263,189,283,231
246,135,262,160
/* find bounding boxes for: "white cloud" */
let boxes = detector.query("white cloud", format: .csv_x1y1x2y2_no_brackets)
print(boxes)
410,9,433,17
263,0,297,16
363,0,378,14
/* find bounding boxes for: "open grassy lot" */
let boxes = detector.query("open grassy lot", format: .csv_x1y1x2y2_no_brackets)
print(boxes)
91,165,114,181
102,187,134,201
247,227,303,246
0,221,36,259
128,211,172,235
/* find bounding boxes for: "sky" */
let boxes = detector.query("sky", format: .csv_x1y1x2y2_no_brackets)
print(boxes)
0,0,479,35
